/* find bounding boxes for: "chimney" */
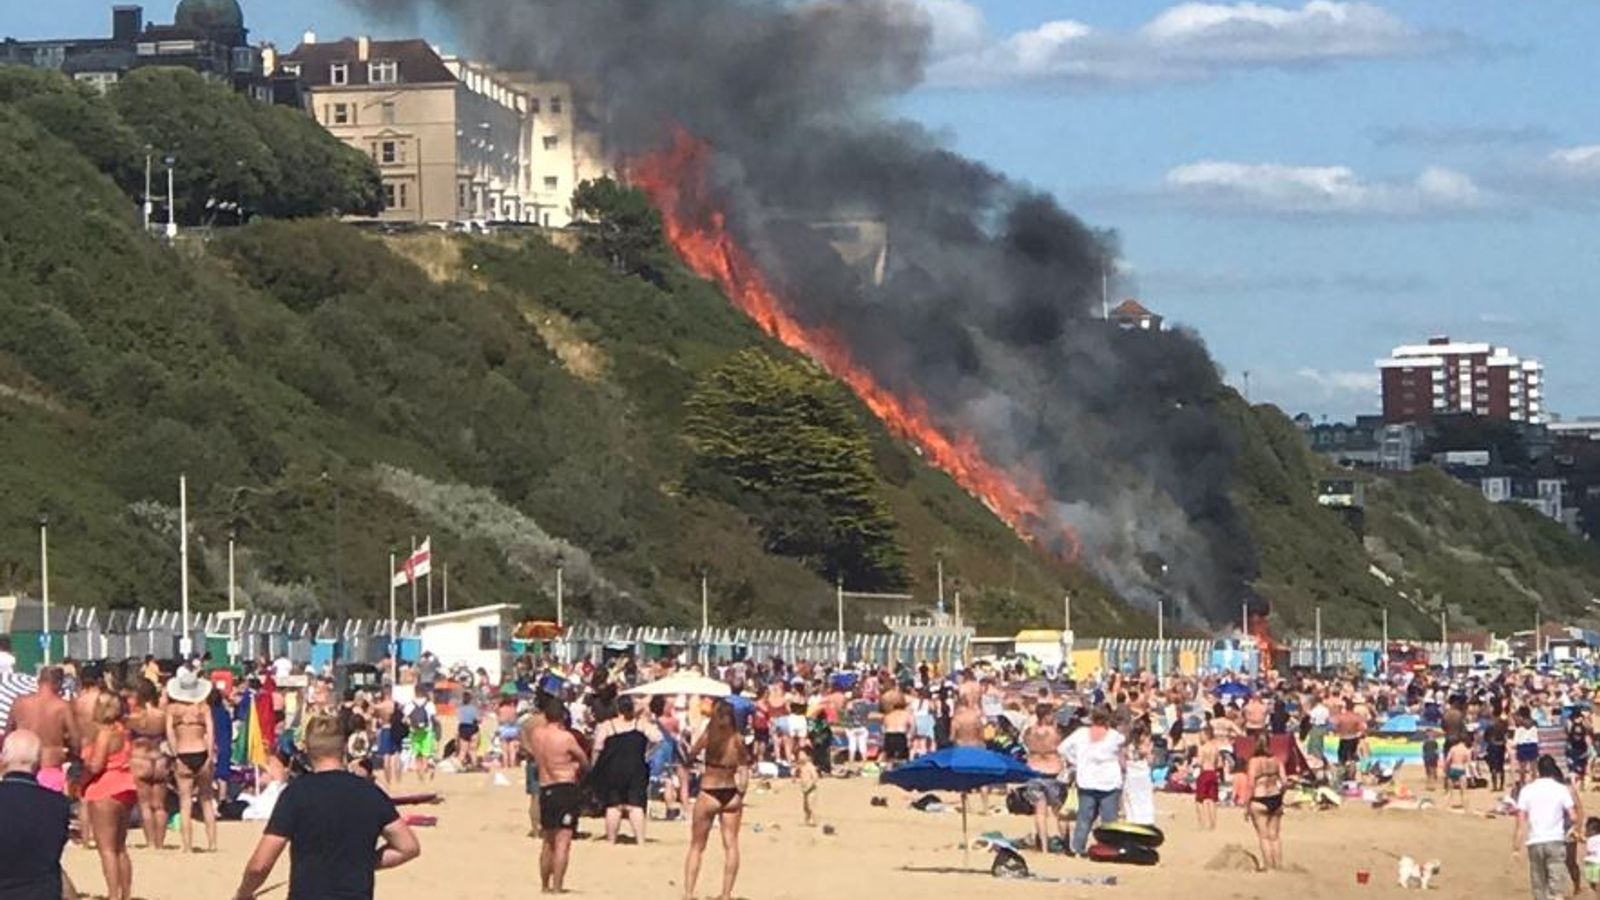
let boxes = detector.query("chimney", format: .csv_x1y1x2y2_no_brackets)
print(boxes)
358,36,371,62
112,5,143,43
302,30,317,46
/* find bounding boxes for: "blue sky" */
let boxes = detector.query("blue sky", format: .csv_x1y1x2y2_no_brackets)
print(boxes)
12,1,1598,420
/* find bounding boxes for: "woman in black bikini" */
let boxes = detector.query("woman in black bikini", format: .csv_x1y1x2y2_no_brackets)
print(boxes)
1246,736,1285,871
683,699,750,900
164,670,218,853
127,678,170,850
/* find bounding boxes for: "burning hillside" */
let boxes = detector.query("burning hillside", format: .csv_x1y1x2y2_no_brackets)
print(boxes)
633,130,1080,560
356,0,1263,626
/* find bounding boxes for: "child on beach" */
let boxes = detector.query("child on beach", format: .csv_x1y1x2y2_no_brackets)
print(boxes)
1421,731,1440,790
797,752,819,826
1230,756,1251,808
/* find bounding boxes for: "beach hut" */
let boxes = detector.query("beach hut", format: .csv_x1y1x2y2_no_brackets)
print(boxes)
416,603,517,683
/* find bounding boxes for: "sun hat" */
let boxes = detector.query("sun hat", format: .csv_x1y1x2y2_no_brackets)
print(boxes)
166,668,212,704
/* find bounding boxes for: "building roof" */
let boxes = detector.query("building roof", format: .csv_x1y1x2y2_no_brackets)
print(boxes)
414,603,520,625
1110,298,1155,318
282,38,456,88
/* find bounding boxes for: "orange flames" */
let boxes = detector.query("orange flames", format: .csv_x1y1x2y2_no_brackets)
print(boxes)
633,130,1079,560
1247,609,1275,670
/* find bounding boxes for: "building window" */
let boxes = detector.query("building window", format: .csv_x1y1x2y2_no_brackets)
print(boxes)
281,61,301,77
379,141,398,164
544,176,559,190
550,95,563,113
458,181,470,211
369,59,398,85
330,62,348,85
332,103,351,125
478,625,501,651
381,101,396,125
529,98,541,114
73,72,119,94
383,182,397,209
543,134,560,150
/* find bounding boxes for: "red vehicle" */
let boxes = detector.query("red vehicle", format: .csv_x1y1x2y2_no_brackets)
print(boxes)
1386,641,1430,675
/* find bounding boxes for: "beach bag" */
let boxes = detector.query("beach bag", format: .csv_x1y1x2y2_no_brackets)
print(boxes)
1005,787,1033,816
1086,843,1159,866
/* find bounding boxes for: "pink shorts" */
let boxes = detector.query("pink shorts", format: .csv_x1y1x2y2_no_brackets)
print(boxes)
36,766,67,793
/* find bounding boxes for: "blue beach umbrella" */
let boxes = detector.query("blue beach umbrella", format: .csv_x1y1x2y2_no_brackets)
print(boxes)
881,747,1042,866
1216,682,1253,699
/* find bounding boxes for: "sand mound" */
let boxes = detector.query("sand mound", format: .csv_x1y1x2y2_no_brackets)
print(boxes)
1205,844,1262,872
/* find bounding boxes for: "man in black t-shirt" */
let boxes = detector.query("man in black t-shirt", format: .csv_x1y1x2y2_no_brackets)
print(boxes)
233,717,420,900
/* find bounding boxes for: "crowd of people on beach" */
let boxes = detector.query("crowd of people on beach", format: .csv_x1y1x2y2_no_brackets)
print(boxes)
2,632,1600,900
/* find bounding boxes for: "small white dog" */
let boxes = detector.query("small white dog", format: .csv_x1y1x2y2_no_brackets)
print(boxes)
1397,856,1442,889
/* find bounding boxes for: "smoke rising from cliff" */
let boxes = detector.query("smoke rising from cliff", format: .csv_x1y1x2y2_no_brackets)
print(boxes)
348,0,1259,624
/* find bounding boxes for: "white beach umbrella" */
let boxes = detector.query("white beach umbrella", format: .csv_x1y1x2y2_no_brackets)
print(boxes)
623,672,731,698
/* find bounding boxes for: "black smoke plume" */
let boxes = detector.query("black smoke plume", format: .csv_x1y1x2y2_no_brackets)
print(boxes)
347,0,1260,625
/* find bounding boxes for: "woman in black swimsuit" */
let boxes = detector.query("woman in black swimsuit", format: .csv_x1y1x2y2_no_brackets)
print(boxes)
591,695,655,844
1246,736,1285,871
683,699,749,900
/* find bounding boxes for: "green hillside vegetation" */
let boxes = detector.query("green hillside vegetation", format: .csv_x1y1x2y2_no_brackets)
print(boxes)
3,65,1596,640
1228,399,1600,638
0,65,1118,634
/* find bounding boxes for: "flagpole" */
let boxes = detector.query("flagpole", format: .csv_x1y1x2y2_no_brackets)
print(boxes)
409,536,418,621
389,552,397,684
425,535,434,616
442,563,450,612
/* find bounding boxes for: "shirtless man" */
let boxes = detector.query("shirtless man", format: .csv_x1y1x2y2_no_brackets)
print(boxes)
950,696,990,815
518,705,548,839
5,667,77,793
1334,703,1367,781
1194,725,1224,830
1242,695,1268,739
951,695,985,748
957,672,982,716
529,697,587,894
1021,704,1064,853
880,693,913,765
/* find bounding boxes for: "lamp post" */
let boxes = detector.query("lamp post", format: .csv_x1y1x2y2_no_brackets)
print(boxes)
227,525,239,665
164,156,177,240
38,513,51,665
554,553,565,664
142,145,152,231
179,475,191,659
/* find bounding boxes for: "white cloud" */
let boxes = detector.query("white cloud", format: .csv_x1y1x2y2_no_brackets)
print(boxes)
1546,145,1600,180
1473,143,1600,212
1160,160,1491,217
917,1,1468,87
1369,123,1553,149
1294,367,1380,394
1229,366,1380,416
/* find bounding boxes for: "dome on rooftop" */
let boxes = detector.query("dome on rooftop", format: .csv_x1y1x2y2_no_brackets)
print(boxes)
174,0,244,33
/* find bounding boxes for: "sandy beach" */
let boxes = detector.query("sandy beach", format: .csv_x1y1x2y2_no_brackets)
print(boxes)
62,767,1540,900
